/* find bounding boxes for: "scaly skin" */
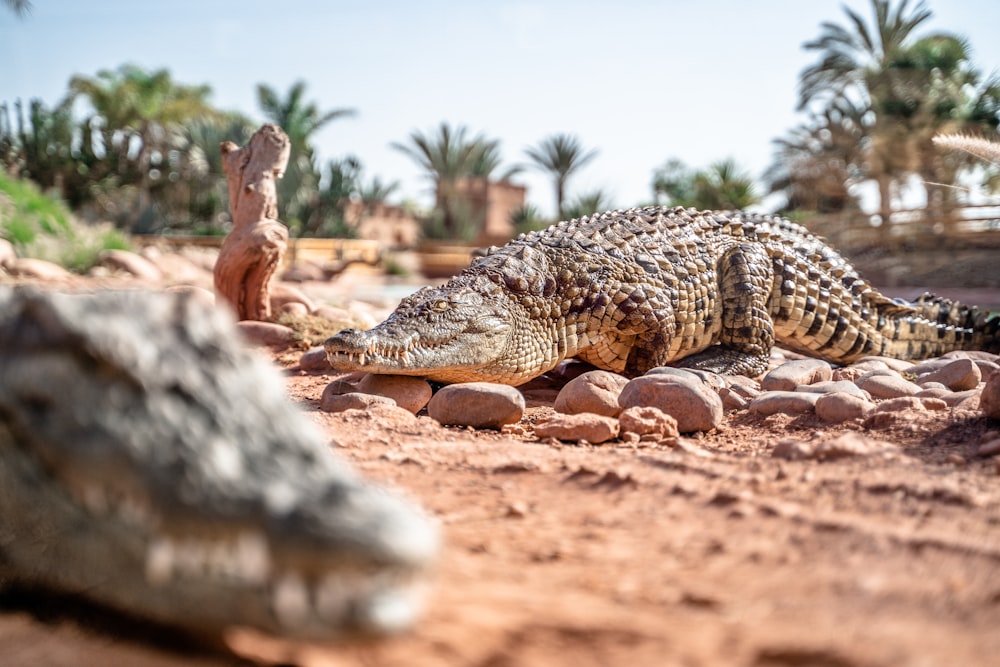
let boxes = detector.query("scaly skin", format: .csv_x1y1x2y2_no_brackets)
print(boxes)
325,206,999,384
0,287,438,641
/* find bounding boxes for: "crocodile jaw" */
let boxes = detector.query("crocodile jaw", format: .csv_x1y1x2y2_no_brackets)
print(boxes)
324,280,520,384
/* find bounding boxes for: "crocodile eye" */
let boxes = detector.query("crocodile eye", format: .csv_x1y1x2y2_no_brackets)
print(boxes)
431,299,449,312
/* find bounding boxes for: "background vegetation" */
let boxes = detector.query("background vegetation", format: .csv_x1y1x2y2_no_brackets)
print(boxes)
1,0,998,254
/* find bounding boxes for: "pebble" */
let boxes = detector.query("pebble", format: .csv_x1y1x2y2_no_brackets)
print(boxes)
534,413,619,444
813,432,898,460
280,302,310,317
269,283,316,314
357,374,433,414
553,370,629,417
771,438,814,460
978,439,1000,457
748,391,819,416
299,346,332,372
760,359,832,392
96,249,163,282
0,238,15,267
320,390,397,413
5,257,74,281
795,380,869,399
981,371,1000,420
235,321,298,348
855,372,922,398
427,382,525,429
815,392,873,423
619,374,723,433
618,406,679,440
915,358,981,391
855,356,914,372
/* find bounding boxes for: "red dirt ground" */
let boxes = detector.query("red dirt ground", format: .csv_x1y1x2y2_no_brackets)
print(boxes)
1,278,999,667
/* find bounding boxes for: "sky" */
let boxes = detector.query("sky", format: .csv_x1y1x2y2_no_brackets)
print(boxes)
3,0,1000,217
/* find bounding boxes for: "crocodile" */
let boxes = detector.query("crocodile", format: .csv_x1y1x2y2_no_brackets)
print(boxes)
325,206,999,385
0,286,438,642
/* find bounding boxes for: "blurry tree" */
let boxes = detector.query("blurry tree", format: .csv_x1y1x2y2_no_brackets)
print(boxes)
524,133,597,220
794,0,1000,228
392,122,517,239
509,203,547,234
562,189,615,221
67,64,219,231
653,158,758,211
256,80,355,235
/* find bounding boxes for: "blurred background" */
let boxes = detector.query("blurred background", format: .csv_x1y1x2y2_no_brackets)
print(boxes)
2,0,999,289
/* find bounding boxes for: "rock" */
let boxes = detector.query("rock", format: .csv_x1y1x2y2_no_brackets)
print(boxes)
142,249,209,283
982,371,1000,420
299,346,332,372
915,358,981,391
796,380,869,399
427,382,525,429
748,391,819,416
618,406,679,440
554,370,629,417
5,257,74,281
320,390,396,413
760,359,833,391
975,360,1000,379
313,305,357,327
235,321,298,349
977,439,1000,457
534,413,619,444
280,301,310,317
269,284,316,314
357,374,433,414
0,238,16,267
281,261,327,283
165,285,216,308
854,356,914,372
96,249,163,282
815,392,873,423
855,372,922,399
907,358,951,376
619,374,723,433
772,438,814,461
873,396,926,413
813,432,898,460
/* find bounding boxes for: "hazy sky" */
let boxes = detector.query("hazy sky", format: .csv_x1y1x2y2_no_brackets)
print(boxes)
3,1,1000,216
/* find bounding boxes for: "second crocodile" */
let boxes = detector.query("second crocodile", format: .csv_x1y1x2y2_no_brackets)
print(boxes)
326,206,999,384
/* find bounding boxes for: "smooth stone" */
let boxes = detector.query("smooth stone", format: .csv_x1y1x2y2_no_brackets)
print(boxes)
981,371,1000,420
760,359,833,392
618,406,679,440
554,370,629,417
534,413,619,444
748,391,819,416
427,382,525,429
357,374,433,414
618,374,723,433
96,249,163,282
915,358,981,392
815,392,874,422
855,372,922,399
299,346,332,372
320,390,396,413
235,321,298,348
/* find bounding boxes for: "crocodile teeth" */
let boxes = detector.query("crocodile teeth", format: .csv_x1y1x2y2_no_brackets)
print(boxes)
144,531,271,586
272,573,311,626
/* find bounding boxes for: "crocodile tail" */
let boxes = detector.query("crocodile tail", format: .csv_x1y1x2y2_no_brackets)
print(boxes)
909,293,1000,355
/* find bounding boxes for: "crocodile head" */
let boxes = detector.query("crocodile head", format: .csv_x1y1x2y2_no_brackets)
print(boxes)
0,287,438,643
325,274,539,385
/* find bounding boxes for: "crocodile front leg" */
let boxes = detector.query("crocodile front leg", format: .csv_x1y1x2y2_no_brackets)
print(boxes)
677,243,775,376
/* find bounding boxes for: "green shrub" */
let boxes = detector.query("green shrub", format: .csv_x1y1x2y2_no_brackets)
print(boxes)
0,170,132,272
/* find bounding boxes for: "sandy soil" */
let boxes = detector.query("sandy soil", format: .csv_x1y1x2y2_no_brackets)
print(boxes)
2,275,999,667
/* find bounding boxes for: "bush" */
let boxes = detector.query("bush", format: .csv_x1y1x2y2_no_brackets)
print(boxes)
0,170,131,272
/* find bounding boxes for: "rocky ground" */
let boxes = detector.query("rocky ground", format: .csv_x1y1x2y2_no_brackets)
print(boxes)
1,246,999,667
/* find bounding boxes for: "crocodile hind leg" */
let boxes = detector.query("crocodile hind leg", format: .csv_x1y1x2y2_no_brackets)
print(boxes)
677,243,775,376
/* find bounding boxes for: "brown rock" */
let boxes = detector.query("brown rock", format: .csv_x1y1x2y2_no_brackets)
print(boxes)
235,321,298,348
299,346,332,372
749,391,819,416
427,382,525,429
534,413,619,444
873,396,926,413
5,257,74,281
320,390,396,413
761,359,833,391
554,370,630,417
815,392,873,423
96,249,163,282
855,372,922,399
357,374,433,414
280,301,310,317
0,238,16,267
619,374,723,433
618,406,679,440
269,283,316,314
982,371,1000,420
916,358,981,391
772,438,814,461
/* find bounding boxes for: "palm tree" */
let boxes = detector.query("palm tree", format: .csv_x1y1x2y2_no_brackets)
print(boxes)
524,133,598,219
562,189,615,221
256,81,355,233
652,159,758,211
3,0,30,16
392,122,516,239
68,64,218,230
